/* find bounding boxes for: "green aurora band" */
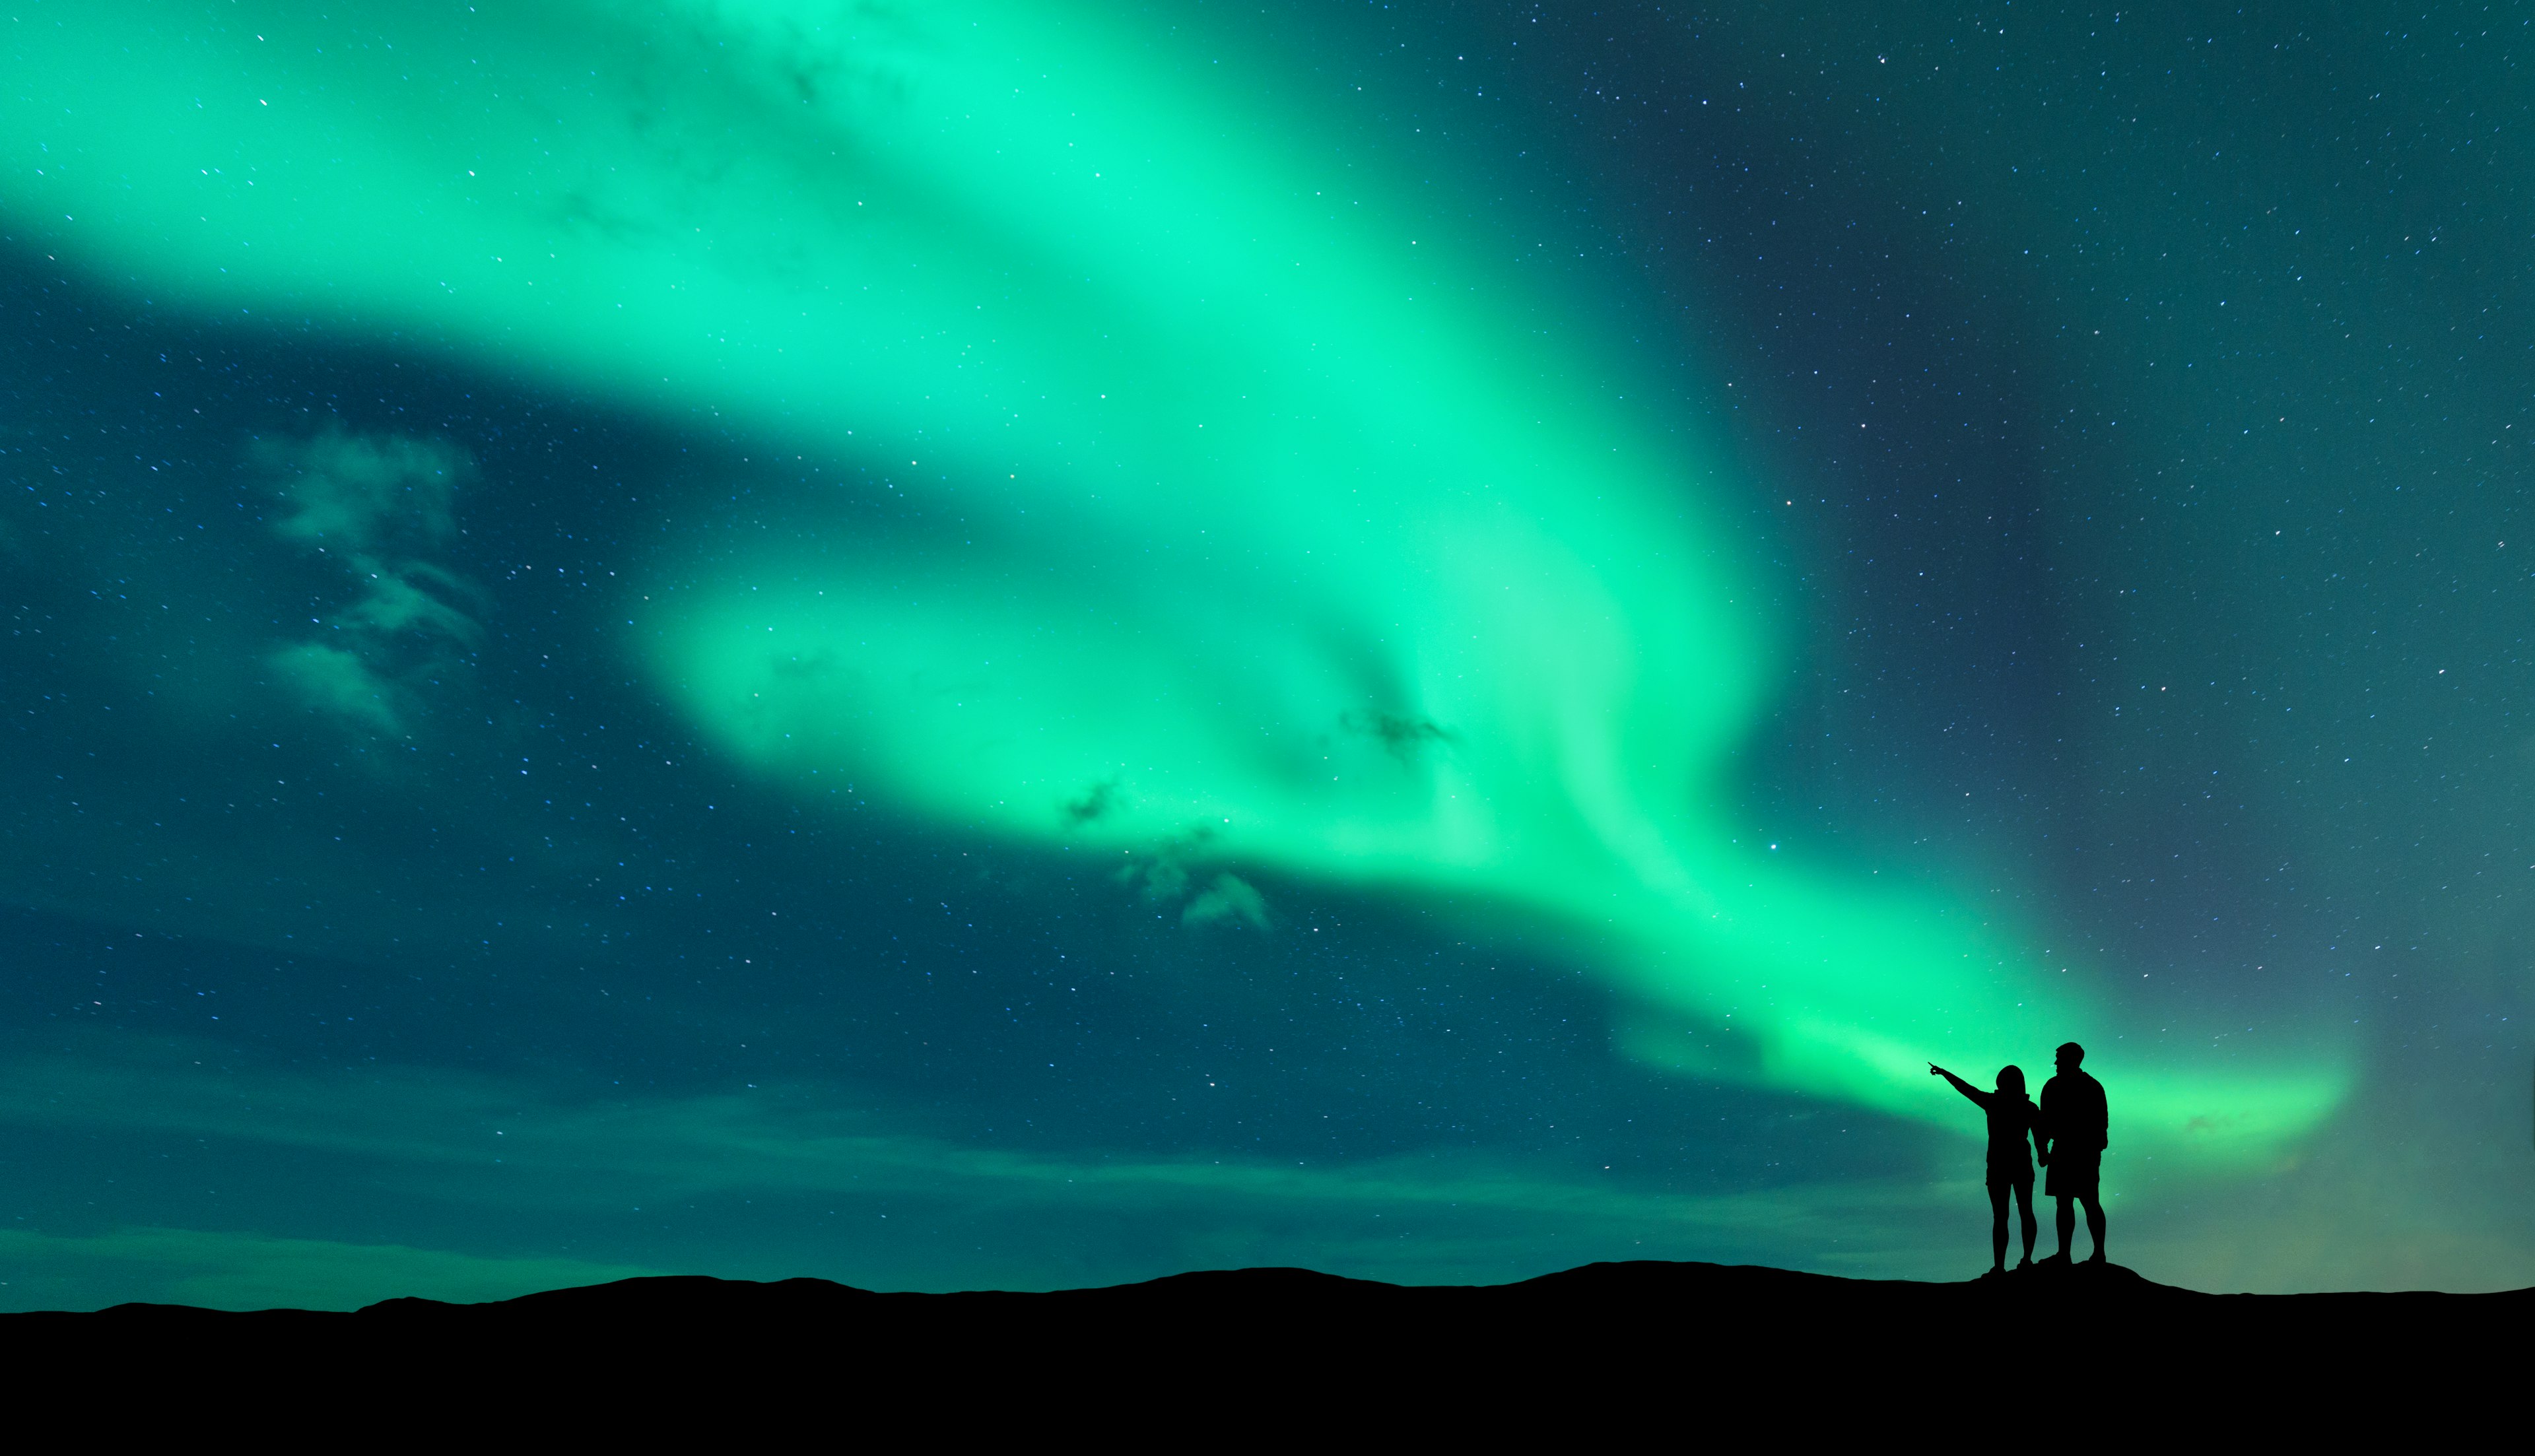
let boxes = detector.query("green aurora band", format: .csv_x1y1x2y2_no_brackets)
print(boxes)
5,0,2346,1162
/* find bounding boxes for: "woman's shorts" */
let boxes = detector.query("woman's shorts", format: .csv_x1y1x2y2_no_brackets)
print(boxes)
1985,1168,2035,1193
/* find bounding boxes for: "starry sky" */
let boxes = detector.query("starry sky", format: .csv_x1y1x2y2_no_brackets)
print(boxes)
4,1,2530,1309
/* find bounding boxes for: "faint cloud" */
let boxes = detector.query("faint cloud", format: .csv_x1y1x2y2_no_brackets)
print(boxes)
0,1036,1968,1295
0,1227,653,1313
1110,830,1269,928
257,430,481,737
1060,776,1120,828
1340,708,1457,762
267,431,461,551
266,642,403,735
1114,826,1212,903
1182,873,1269,931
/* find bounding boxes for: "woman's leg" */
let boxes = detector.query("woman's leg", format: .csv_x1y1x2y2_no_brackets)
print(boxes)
2013,1179,2038,1263
1987,1183,2010,1271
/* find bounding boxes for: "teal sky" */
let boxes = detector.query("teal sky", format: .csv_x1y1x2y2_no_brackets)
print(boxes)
4,1,2531,1307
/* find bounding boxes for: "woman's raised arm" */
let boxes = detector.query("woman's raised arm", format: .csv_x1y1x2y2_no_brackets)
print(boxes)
1929,1063,1992,1109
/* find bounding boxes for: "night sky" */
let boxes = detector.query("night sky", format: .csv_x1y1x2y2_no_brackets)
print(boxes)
5,1,2530,1309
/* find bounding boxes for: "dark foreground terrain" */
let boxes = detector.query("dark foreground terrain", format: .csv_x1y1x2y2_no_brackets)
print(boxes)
14,1255,2528,1335
6,1259,2518,1423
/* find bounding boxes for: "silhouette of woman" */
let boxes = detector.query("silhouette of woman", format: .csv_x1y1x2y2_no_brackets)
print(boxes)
1929,1062,2042,1276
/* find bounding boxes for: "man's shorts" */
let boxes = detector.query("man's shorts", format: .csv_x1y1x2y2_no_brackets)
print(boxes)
2047,1151,2101,1199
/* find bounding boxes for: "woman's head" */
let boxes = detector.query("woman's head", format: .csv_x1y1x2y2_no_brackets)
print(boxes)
1996,1065,2027,1096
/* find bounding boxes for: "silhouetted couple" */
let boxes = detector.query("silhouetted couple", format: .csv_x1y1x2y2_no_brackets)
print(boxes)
1928,1043,2108,1276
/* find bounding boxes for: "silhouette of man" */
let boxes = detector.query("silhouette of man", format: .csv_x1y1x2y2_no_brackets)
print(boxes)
2036,1042,2108,1263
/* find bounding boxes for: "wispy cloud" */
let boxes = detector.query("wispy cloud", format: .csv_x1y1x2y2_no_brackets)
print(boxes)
257,431,480,737
1182,872,1270,930
0,1034,1965,1302
0,1228,653,1313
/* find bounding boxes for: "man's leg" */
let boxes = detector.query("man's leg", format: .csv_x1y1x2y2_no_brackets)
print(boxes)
2054,1194,2076,1259
2082,1193,2107,1262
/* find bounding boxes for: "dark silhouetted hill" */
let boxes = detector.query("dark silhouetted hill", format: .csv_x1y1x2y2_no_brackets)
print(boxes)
6,1258,2519,1425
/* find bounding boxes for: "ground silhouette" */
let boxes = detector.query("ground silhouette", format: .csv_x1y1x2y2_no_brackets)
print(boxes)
5,1256,2522,1420
14,1255,2522,1333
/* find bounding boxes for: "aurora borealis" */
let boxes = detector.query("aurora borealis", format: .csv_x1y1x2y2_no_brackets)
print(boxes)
5,1,2531,1306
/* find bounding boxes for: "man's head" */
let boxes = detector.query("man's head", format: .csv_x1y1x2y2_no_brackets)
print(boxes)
2056,1042,2085,1072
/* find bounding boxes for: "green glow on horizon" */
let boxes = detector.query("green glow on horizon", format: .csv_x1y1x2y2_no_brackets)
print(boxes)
2,0,2348,1161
